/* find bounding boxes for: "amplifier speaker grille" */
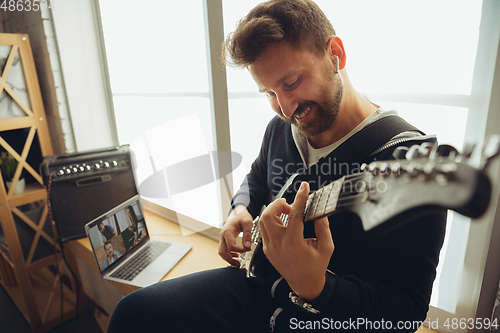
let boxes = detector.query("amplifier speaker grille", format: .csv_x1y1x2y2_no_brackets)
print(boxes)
41,145,138,243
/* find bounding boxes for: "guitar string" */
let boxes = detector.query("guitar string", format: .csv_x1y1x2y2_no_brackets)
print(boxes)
246,173,371,264
310,191,367,207
254,196,364,242
305,175,368,205
256,171,370,236
303,193,366,218
302,173,374,220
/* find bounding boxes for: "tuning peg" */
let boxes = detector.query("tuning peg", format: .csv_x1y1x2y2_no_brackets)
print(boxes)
428,142,440,161
416,142,436,159
368,162,378,173
392,146,408,160
436,144,459,160
481,134,500,170
462,142,476,159
406,145,421,160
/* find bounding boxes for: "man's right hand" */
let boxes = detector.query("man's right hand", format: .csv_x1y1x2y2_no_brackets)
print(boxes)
218,205,253,266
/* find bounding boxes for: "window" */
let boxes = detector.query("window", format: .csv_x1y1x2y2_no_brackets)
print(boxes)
95,0,500,329
99,0,225,235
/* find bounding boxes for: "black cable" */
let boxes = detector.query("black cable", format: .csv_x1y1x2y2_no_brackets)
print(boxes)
47,172,65,332
59,241,80,333
47,172,80,333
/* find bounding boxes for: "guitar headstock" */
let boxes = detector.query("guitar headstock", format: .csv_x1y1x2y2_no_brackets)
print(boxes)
350,138,499,232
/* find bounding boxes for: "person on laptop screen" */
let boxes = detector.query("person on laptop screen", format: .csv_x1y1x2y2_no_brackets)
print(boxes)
102,241,122,270
98,221,116,242
124,205,146,245
85,195,193,288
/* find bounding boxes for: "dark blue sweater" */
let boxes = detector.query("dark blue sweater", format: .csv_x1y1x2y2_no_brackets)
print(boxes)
231,116,446,331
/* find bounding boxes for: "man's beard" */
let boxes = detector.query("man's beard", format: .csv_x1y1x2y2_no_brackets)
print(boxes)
278,76,343,138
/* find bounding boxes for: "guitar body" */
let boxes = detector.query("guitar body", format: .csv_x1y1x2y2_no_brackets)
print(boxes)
241,240,266,283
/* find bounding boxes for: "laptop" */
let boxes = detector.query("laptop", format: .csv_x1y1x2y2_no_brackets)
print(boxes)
85,195,192,288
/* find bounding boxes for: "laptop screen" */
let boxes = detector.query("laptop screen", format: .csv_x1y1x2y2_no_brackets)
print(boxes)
85,195,149,274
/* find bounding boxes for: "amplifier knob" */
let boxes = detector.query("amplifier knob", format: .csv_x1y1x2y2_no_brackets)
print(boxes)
112,160,118,167
65,168,71,174
95,164,101,170
72,167,78,173
58,169,65,176
86,165,91,171
79,166,85,172
104,161,110,168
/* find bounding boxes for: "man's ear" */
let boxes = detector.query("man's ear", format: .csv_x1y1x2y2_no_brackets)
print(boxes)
326,36,346,70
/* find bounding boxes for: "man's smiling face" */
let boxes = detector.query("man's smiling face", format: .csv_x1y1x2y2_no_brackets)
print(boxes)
249,41,343,138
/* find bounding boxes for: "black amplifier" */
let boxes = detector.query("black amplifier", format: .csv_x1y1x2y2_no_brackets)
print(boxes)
40,145,138,243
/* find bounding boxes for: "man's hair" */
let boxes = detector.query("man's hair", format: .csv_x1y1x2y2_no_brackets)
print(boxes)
104,241,112,248
223,0,336,68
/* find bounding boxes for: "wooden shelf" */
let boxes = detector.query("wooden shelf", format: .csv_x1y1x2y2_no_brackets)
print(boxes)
7,183,46,208
0,116,36,132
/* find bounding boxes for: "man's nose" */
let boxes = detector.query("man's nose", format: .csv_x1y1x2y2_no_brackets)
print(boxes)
276,93,298,118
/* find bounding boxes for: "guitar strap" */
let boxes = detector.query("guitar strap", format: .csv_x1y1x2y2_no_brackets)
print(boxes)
323,114,424,164
289,115,424,196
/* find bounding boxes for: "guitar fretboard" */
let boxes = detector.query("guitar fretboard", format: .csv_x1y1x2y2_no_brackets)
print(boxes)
303,176,345,222
250,176,346,244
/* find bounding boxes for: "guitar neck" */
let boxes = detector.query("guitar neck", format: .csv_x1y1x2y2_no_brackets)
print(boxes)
303,176,347,222
249,154,494,241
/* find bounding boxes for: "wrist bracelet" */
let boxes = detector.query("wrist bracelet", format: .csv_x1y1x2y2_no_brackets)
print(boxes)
289,270,335,314
289,292,321,314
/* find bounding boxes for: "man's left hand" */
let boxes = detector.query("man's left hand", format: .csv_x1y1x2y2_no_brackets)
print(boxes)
259,181,334,302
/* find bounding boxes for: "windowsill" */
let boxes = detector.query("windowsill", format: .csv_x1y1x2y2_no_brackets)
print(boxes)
65,208,227,295
142,199,222,242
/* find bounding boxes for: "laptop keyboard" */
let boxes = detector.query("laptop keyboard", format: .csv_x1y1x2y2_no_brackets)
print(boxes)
110,241,172,281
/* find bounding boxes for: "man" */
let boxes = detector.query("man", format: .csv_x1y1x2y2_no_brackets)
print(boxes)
102,241,122,270
98,221,117,242
108,1,445,332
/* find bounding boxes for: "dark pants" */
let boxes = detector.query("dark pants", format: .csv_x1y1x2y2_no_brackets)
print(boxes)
107,267,278,333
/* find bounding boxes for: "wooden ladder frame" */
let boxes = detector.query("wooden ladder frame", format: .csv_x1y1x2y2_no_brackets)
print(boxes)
0,33,83,332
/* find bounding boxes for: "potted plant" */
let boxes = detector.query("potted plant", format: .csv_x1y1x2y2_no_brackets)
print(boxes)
0,152,25,195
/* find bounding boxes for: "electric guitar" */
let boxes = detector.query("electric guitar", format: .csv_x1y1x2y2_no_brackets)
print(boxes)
238,138,500,282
